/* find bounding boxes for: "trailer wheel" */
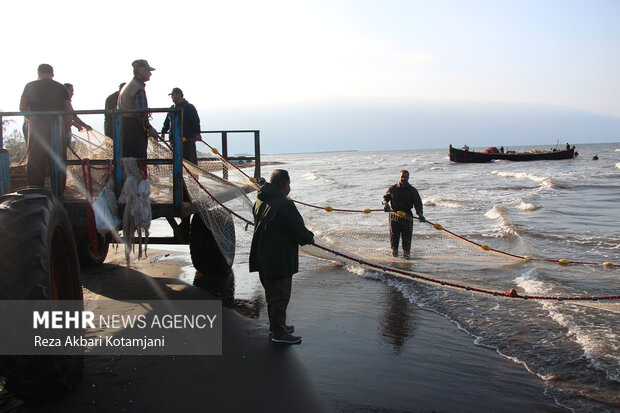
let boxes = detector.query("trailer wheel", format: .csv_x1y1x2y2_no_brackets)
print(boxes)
76,230,110,267
0,188,83,400
190,211,235,276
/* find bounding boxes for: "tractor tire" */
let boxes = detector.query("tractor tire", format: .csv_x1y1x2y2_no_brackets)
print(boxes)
0,187,83,400
189,211,235,276
76,230,110,267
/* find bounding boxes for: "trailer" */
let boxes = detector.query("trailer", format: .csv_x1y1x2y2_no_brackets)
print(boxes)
0,108,261,399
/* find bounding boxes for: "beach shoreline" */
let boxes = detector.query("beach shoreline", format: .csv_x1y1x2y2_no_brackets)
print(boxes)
0,247,565,412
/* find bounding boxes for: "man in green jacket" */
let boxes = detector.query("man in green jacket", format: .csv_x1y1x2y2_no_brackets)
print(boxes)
250,169,314,344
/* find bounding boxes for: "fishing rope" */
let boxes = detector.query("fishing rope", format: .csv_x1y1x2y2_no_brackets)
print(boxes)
196,140,616,268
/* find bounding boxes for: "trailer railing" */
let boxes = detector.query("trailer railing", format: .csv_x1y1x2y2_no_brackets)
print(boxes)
0,110,262,203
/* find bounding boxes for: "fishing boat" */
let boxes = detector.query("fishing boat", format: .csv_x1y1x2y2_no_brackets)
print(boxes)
449,145,575,163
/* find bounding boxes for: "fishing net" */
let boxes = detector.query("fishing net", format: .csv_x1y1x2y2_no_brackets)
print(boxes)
63,129,523,271
37,128,616,303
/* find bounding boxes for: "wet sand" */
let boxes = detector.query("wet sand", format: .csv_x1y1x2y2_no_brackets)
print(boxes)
1,248,565,412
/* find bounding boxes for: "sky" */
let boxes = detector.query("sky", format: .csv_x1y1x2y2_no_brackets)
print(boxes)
1,0,619,154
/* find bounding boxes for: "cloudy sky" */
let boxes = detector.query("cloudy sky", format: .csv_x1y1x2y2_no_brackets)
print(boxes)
2,0,619,153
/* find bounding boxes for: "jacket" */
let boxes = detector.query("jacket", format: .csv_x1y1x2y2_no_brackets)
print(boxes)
249,183,314,279
161,99,201,139
383,182,423,216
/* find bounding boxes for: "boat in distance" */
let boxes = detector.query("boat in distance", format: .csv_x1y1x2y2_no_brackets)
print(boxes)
449,145,576,163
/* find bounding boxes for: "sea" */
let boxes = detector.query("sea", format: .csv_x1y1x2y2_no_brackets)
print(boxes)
250,142,619,412
155,141,619,411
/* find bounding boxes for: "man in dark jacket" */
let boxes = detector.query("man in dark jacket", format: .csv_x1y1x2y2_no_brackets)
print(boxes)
104,82,125,138
249,169,314,344
160,87,200,164
382,170,425,258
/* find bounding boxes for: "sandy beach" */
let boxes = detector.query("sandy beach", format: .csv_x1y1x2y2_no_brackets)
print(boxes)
0,247,565,412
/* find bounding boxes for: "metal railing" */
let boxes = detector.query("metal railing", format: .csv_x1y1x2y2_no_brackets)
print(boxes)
0,110,262,202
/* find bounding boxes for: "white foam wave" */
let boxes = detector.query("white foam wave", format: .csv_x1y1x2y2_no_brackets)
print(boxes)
538,179,556,190
544,303,620,383
516,198,542,212
485,205,519,237
425,197,470,210
344,264,383,281
303,171,349,188
615,162,620,169
514,270,554,295
492,170,549,182
485,205,507,220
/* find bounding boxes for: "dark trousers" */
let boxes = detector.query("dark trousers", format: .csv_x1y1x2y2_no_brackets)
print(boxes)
26,119,67,196
122,117,148,159
389,213,413,256
182,140,198,164
259,273,292,337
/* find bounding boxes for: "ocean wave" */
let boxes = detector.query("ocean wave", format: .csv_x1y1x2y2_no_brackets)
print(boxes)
543,302,620,383
615,162,620,169
484,205,519,236
492,170,549,183
303,171,353,189
538,179,557,190
514,269,554,295
492,170,559,190
425,197,471,210
516,198,541,212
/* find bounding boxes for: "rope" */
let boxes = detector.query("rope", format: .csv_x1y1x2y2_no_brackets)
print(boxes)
309,242,620,301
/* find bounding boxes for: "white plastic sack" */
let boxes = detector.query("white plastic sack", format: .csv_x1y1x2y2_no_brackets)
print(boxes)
92,187,121,235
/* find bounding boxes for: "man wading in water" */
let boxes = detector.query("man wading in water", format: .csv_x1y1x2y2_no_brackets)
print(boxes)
382,170,425,258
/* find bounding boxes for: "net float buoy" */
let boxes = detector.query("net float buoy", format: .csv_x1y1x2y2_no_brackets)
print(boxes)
434,223,443,230
396,211,406,217
362,209,371,214
558,259,570,265
481,244,491,251
249,177,257,184
324,206,334,212
211,147,220,155
603,262,614,267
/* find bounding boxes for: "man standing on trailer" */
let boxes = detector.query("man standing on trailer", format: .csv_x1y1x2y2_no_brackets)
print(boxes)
160,87,200,164
64,83,92,133
250,169,314,344
117,59,160,158
19,63,72,195
104,82,125,138
382,170,425,258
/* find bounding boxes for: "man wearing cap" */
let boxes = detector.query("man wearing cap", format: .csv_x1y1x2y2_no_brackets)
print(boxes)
117,59,160,158
19,63,73,194
160,87,200,164
104,82,126,138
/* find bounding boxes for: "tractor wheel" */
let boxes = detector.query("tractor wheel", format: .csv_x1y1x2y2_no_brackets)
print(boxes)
0,188,83,400
76,229,110,267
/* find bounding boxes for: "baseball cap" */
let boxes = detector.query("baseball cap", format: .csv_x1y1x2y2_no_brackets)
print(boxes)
131,59,156,71
168,87,183,95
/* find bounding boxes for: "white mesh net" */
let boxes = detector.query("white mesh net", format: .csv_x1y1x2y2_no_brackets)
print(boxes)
63,129,523,273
